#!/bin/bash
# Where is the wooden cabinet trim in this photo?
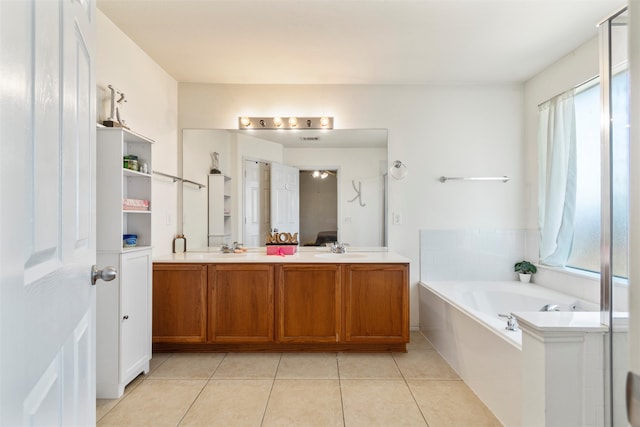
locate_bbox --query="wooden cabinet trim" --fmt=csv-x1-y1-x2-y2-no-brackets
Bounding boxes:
275,264,341,343
208,264,274,343
152,263,207,343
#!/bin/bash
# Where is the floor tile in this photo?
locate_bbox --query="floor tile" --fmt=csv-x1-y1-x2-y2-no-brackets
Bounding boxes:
393,349,459,379
149,353,172,374
97,379,206,426
337,353,402,379
262,379,343,427
212,353,281,379
276,353,339,379
341,379,427,426
408,379,502,427
148,353,225,379
407,331,434,351
179,379,272,426
96,399,118,423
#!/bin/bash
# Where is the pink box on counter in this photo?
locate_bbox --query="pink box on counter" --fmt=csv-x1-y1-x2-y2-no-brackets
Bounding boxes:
266,245,297,256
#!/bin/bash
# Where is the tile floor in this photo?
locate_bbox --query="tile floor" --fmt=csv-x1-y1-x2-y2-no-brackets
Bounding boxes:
97,331,502,426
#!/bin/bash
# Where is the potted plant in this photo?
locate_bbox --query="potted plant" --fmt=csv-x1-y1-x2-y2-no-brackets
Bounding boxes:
514,260,537,283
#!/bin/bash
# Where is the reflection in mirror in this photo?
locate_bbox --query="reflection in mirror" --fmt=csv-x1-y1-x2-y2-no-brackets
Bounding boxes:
182,128,388,249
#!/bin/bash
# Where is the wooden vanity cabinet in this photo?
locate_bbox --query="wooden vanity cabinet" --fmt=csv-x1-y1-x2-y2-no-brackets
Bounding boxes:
152,264,207,343
343,264,409,343
208,264,274,343
152,261,409,352
276,264,341,343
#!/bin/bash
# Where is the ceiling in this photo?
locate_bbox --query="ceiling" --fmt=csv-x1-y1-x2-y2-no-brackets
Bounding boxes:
97,0,625,85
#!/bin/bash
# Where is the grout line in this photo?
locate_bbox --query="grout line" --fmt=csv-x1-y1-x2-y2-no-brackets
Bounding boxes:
175,379,209,426
208,352,227,380
259,353,282,427
336,352,347,427
392,348,431,426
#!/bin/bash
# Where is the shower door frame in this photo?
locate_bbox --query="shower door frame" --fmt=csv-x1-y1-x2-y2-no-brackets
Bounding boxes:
598,6,628,427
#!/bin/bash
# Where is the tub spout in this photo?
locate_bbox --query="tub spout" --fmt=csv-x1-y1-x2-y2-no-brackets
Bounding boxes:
498,313,519,331
539,304,560,312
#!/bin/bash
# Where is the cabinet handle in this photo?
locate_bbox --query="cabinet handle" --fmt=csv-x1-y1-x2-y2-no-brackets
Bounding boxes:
123,315,129,320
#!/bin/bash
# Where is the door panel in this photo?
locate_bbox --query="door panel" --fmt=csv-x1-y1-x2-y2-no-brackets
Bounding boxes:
270,162,299,235
276,265,340,343
0,0,96,424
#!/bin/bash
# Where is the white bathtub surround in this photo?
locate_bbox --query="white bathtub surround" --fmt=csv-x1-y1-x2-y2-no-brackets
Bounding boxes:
514,312,607,427
419,280,600,427
420,229,528,281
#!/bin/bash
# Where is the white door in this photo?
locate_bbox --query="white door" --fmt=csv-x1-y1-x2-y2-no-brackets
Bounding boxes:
0,0,97,424
243,160,270,246
270,162,300,237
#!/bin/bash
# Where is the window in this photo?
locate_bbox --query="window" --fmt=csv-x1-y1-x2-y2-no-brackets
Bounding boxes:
564,71,629,278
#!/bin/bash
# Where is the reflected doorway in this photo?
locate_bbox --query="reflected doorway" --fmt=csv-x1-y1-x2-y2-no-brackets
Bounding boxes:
299,169,338,246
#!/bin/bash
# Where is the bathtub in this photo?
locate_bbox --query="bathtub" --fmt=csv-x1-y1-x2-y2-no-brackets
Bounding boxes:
419,280,597,427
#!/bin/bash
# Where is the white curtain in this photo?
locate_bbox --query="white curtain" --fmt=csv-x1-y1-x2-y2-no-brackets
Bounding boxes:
538,90,577,266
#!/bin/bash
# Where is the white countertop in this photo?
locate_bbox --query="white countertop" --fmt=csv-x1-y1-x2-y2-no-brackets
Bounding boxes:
512,311,609,333
153,247,410,264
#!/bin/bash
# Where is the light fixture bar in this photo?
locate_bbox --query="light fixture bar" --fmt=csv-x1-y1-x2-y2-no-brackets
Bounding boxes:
238,116,333,130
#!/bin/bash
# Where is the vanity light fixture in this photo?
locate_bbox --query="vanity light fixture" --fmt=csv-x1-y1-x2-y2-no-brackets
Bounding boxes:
390,160,408,180
238,116,333,130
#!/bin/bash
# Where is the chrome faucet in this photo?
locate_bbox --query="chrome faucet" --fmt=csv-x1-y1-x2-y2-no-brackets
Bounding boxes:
220,242,244,253
330,242,347,254
498,314,519,331
539,304,560,312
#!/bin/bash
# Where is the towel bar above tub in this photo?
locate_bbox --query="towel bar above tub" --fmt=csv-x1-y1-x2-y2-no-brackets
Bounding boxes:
439,176,510,183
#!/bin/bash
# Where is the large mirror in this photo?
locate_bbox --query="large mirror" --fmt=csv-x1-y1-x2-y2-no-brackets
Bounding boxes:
182,128,388,249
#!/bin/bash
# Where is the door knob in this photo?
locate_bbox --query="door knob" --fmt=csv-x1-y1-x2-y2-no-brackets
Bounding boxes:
91,265,117,285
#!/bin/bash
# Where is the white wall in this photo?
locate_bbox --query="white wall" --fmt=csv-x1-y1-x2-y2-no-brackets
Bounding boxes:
96,10,179,256
178,83,525,327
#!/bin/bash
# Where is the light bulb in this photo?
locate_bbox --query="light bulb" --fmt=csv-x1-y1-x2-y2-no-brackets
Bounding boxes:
240,117,251,127
312,170,321,178
273,117,282,127
320,117,330,127
288,117,298,127
320,171,328,179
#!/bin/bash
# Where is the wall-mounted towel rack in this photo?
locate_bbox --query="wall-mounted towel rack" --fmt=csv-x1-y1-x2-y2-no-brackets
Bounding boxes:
153,171,206,189
439,176,510,183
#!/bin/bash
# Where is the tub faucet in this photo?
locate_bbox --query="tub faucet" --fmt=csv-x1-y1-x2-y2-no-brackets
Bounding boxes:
498,314,519,331
539,304,560,312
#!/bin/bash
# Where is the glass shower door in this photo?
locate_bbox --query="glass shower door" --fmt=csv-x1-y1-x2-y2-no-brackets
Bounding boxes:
600,8,629,426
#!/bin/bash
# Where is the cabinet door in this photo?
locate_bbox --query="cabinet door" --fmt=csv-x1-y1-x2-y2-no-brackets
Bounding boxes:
208,264,274,342
152,263,207,343
343,264,409,343
276,264,340,343
120,250,152,382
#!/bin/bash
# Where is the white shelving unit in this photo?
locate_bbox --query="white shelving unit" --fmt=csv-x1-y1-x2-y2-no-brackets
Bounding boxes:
96,127,153,398
208,174,232,246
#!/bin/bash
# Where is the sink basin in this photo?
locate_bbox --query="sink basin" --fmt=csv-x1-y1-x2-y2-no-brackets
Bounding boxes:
186,252,251,260
314,253,368,259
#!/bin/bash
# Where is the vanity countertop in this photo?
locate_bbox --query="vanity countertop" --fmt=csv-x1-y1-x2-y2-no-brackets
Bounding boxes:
153,247,410,264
